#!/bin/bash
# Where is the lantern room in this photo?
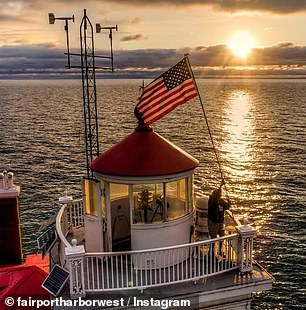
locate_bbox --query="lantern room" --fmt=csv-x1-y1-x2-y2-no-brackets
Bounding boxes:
84,125,198,254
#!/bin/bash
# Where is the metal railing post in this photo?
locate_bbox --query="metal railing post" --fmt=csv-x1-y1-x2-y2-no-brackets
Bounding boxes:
65,239,86,298
236,218,256,273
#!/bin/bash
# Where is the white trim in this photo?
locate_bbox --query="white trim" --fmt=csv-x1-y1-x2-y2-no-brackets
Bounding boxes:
93,170,194,184
129,184,134,228
105,182,112,251
131,210,193,229
87,233,238,256
56,205,72,248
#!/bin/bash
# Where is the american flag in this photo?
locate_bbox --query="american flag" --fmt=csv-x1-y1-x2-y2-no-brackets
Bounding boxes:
135,57,197,125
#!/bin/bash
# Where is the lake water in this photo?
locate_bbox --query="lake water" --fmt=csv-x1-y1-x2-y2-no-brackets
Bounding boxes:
0,79,305,309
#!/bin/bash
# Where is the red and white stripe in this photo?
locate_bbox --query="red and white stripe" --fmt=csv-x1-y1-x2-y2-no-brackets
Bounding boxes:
137,77,197,125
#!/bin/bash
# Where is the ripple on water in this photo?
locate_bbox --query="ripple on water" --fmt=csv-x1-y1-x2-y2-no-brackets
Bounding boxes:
0,79,305,309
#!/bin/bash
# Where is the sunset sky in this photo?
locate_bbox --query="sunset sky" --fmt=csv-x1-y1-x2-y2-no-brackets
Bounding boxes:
1,0,306,78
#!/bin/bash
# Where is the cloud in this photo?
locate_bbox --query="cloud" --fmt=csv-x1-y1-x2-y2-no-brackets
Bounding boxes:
1,42,306,78
250,44,306,66
0,0,305,17
103,0,306,14
111,45,241,69
98,17,141,27
120,34,147,42
208,0,306,14
276,42,295,48
0,45,66,74
131,17,141,24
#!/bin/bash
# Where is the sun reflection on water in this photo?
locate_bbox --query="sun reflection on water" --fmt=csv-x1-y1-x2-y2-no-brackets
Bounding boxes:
222,90,255,182
221,90,279,231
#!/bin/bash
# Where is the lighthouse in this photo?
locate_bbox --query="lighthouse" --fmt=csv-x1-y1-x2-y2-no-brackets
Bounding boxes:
82,125,198,261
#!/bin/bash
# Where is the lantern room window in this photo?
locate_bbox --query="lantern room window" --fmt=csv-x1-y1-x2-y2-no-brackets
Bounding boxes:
83,178,99,217
133,183,164,224
109,183,130,248
110,183,129,201
83,179,106,218
132,176,193,224
166,179,186,220
109,183,129,220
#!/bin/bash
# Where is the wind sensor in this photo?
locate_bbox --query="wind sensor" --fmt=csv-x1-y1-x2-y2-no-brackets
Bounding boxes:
96,24,118,70
49,9,118,178
48,13,75,68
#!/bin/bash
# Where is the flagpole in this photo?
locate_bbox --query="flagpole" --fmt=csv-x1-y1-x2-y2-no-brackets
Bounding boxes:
184,54,231,203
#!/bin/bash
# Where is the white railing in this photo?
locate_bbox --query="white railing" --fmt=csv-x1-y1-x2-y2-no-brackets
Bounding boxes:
55,198,257,298
56,199,85,267
83,234,238,292
66,199,85,229
56,199,85,245
56,205,72,249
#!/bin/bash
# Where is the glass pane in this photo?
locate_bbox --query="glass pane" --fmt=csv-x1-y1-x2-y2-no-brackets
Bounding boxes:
133,183,163,224
166,179,186,220
110,183,129,201
100,180,106,218
83,179,98,217
187,175,194,213
109,183,130,248
179,179,186,200
109,183,129,221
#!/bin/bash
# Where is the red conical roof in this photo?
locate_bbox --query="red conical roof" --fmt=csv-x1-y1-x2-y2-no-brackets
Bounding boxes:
91,125,198,177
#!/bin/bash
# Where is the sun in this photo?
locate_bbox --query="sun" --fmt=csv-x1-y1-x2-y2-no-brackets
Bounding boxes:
228,32,256,58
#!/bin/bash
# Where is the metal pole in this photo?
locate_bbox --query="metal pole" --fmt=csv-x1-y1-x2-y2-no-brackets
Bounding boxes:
80,10,90,178
185,54,231,203
109,29,114,71
65,19,71,68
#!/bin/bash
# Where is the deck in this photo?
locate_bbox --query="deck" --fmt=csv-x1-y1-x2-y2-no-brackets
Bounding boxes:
52,198,273,309
55,262,272,310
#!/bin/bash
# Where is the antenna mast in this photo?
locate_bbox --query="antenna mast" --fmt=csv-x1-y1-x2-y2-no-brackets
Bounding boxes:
80,9,99,178
49,9,118,178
